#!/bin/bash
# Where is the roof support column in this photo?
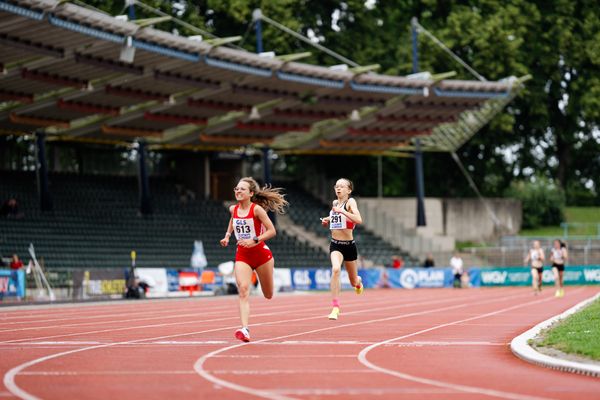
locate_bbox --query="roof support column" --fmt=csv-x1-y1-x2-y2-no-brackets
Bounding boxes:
137,140,152,215
411,17,419,73
262,145,276,224
204,155,210,200
415,138,426,227
35,131,52,212
127,0,136,21
253,9,263,53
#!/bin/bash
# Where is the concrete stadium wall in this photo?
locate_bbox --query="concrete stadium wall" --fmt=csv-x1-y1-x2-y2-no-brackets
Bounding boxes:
361,197,521,241
444,198,522,241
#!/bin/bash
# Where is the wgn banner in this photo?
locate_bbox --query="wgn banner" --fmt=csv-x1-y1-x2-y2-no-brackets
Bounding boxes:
477,265,600,287
0,270,25,298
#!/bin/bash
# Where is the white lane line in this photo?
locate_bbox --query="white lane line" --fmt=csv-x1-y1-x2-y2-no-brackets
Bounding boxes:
2,290,486,400
211,369,375,375
270,388,459,395
19,369,375,377
0,308,231,331
3,290,503,400
2,341,104,345
357,288,587,400
0,289,471,344
0,297,318,333
213,355,357,358
0,339,508,347
0,304,233,327
193,290,532,400
20,371,195,376
393,341,507,347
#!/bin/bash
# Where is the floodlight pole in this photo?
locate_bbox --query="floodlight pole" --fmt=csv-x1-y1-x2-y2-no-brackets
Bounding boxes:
253,9,264,53
127,0,136,21
137,140,153,215
411,17,419,73
415,139,426,227
35,131,53,212
254,9,275,223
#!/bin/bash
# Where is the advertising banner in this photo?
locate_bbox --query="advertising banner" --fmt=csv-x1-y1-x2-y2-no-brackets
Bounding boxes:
291,268,352,290
387,267,451,289
136,268,169,295
478,265,600,286
73,269,125,298
0,270,25,298
273,268,292,292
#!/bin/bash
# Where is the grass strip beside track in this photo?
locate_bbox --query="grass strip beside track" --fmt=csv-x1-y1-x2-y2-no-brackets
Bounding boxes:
534,297,600,360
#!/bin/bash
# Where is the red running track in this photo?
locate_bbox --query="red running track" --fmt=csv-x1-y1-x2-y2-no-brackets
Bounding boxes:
1,287,599,400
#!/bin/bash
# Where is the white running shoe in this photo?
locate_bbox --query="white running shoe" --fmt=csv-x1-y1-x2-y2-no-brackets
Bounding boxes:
234,327,250,342
328,307,340,320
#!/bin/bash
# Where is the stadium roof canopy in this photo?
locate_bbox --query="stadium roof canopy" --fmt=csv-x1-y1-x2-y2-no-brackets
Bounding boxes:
0,0,527,156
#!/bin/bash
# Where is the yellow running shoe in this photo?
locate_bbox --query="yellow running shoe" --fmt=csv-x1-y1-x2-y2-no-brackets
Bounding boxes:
355,276,364,295
559,288,565,297
328,306,340,320
555,289,561,298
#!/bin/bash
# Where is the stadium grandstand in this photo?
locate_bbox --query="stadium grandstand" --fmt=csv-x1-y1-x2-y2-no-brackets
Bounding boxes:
0,0,526,298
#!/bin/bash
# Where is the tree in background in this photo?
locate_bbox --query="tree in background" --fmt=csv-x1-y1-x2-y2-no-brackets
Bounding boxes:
84,1,600,203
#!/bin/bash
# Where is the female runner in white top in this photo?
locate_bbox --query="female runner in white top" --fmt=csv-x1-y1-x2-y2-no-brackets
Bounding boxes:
320,178,364,320
550,239,568,297
524,240,545,294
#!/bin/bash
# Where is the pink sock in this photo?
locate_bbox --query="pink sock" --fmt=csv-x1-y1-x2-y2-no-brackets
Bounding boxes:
332,299,339,307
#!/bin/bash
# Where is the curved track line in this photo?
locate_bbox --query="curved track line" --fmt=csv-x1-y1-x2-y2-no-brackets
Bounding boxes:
3,290,488,400
193,290,531,399
356,289,586,400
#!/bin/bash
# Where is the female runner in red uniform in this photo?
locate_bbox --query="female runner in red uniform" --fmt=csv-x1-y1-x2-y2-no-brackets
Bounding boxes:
220,177,288,342
320,178,364,320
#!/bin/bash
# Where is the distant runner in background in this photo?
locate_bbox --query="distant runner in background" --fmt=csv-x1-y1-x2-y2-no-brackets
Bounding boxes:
550,239,568,298
525,240,545,295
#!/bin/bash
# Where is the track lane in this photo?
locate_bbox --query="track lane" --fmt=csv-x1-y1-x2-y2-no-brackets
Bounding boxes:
1,288,598,400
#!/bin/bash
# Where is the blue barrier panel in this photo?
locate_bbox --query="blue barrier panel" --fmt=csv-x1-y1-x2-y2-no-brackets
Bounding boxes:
0,269,25,298
289,267,474,290
358,268,383,288
291,268,354,290
166,269,180,292
387,267,451,289
468,268,482,287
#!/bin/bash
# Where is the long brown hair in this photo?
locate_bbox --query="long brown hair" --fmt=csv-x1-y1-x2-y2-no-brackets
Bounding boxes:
240,177,288,214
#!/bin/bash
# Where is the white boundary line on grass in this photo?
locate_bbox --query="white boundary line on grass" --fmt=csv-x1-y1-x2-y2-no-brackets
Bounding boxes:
510,291,600,377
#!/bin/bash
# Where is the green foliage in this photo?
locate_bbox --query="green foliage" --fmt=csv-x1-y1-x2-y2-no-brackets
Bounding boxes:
566,182,599,206
564,207,600,223
505,177,565,228
81,1,600,203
